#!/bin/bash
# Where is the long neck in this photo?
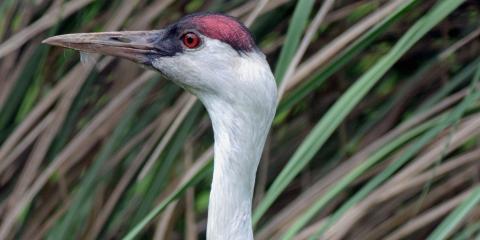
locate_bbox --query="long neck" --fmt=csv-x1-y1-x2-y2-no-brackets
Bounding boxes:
203,97,275,240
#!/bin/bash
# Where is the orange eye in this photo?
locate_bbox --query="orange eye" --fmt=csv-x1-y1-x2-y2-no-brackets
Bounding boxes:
182,32,201,49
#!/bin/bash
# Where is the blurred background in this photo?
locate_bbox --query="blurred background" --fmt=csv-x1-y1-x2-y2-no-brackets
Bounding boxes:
1,0,480,239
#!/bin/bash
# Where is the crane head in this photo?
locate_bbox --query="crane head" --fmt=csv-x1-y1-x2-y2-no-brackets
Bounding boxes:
43,13,277,106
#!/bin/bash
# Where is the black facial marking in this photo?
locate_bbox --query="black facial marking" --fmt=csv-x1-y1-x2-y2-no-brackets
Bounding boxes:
151,28,183,57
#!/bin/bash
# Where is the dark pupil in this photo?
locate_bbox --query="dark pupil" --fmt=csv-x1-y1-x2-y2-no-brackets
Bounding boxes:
187,36,193,44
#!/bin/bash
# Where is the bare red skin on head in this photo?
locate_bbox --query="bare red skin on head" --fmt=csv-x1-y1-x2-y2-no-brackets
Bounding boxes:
190,14,255,51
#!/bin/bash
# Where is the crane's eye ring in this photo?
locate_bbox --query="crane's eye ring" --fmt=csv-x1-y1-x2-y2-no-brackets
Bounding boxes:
182,32,201,49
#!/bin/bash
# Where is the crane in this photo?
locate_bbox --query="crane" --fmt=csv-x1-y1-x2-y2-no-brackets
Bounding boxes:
43,13,277,240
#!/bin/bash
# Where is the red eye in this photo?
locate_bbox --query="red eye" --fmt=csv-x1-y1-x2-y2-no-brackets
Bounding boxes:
182,32,201,49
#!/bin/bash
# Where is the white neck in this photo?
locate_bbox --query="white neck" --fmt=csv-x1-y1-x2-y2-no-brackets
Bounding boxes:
203,96,274,240
169,48,277,239
190,53,275,239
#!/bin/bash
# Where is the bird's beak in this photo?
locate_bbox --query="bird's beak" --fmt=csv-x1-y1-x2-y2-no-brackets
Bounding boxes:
42,30,163,65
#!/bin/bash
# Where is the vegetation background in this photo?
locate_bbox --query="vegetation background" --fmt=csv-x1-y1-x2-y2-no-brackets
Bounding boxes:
1,0,480,239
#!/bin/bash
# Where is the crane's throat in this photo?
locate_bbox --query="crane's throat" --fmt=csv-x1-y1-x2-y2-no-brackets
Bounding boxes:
203,96,275,240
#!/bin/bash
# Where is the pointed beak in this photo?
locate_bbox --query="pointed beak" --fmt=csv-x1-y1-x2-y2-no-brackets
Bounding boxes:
42,30,163,65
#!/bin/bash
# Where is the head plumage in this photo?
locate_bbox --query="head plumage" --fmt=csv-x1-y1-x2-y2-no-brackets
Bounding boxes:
175,13,256,52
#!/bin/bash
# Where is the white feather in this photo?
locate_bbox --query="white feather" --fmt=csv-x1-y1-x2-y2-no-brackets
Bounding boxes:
79,51,97,68
153,37,277,240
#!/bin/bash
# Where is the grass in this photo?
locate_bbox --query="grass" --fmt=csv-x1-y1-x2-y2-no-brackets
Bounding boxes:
1,0,480,239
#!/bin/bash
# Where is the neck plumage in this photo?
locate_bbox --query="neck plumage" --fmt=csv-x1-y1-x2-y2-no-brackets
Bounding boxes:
202,94,275,240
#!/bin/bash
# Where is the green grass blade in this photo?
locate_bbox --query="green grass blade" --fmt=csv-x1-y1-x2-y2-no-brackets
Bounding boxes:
127,102,202,230
123,156,213,240
0,0,16,39
451,221,480,240
306,60,480,239
274,0,314,84
253,0,466,227
47,70,99,160
416,57,480,113
48,79,158,239
279,114,439,239
427,186,480,240
0,46,47,141
276,0,416,115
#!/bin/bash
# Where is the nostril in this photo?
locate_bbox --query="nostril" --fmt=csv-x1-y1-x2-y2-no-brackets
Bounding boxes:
109,36,131,43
